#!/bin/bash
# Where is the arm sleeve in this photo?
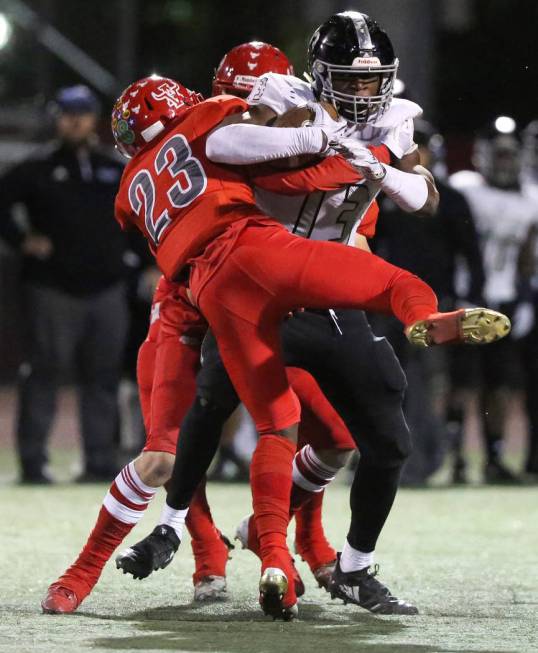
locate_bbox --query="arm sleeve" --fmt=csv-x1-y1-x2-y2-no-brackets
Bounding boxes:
252,145,390,195
205,123,326,164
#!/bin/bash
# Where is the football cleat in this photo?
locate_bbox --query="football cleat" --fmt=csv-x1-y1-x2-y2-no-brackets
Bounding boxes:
406,308,511,348
41,584,80,614
329,557,418,615
259,568,298,621
193,575,228,602
234,515,253,552
235,515,305,597
115,525,179,580
312,560,337,591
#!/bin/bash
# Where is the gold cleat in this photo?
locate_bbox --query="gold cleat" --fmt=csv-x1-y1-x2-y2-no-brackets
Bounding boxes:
259,567,298,621
406,308,511,348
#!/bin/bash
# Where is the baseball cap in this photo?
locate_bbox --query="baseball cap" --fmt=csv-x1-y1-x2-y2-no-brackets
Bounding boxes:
54,85,101,114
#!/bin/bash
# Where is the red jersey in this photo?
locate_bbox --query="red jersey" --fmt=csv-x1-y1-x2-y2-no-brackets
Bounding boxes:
115,96,259,279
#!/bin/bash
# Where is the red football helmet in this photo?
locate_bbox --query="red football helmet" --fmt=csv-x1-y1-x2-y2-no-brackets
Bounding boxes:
212,41,294,97
111,75,203,158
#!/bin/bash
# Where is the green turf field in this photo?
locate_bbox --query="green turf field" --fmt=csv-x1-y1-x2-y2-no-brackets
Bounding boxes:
1,461,537,653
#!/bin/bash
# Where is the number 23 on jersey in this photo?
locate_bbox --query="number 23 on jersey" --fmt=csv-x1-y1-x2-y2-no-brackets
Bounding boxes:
128,134,207,245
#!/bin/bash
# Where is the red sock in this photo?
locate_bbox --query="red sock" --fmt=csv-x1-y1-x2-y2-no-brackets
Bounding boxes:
186,478,230,584
390,271,438,325
363,270,438,326
51,462,157,602
250,435,295,570
294,490,336,570
56,506,134,601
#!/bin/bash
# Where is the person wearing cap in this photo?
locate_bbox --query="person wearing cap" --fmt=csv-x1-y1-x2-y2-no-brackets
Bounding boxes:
0,84,129,483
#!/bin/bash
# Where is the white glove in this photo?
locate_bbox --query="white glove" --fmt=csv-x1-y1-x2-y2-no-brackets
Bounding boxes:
329,138,386,181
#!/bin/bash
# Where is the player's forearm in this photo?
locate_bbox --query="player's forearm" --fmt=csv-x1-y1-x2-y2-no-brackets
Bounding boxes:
206,123,327,165
377,165,436,214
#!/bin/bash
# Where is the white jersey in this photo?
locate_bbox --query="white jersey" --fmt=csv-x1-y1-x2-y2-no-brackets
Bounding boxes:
248,73,422,244
458,183,538,304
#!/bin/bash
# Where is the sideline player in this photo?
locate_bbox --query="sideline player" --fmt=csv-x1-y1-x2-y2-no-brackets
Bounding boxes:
40,42,298,614
107,55,509,624
452,119,537,482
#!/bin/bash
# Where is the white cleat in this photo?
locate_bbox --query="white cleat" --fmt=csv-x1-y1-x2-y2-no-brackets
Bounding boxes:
234,515,251,550
193,575,228,602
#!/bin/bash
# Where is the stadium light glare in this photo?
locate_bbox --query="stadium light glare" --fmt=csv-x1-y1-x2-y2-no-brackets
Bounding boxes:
0,13,12,50
495,116,516,134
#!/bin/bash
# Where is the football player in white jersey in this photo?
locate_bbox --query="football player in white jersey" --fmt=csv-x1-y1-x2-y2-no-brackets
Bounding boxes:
453,119,538,482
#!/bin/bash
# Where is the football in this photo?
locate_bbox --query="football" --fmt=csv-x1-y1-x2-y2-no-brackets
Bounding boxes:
269,101,338,169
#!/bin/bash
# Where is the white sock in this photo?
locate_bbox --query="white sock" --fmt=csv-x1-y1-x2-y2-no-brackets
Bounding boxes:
159,502,189,539
340,539,374,572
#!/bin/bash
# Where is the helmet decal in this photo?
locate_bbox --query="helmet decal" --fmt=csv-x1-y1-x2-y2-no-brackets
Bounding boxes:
111,76,203,158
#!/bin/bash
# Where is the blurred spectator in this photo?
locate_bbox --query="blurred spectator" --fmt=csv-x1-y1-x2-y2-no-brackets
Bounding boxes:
0,85,129,483
516,121,538,479
450,119,538,483
370,119,485,485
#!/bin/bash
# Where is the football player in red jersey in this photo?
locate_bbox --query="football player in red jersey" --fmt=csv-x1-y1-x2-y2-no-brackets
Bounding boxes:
103,75,510,620
40,43,354,613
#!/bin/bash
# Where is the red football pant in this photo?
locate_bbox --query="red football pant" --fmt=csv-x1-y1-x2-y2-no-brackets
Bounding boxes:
191,219,437,432
137,279,228,583
139,279,206,455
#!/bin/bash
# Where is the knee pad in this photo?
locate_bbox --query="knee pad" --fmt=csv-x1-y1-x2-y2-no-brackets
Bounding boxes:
359,417,412,469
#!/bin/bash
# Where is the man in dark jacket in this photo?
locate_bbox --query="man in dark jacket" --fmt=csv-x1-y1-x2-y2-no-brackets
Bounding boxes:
0,85,129,483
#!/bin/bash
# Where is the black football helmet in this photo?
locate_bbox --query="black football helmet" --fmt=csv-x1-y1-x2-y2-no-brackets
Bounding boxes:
473,117,521,189
307,10,398,124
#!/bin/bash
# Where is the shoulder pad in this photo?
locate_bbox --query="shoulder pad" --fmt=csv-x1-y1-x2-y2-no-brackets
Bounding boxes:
247,73,315,115
374,99,423,128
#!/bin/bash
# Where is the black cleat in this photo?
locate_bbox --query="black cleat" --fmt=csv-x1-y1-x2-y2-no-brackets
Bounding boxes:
115,525,180,579
329,555,418,615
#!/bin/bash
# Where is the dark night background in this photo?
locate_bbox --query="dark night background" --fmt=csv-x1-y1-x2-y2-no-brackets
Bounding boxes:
1,0,537,154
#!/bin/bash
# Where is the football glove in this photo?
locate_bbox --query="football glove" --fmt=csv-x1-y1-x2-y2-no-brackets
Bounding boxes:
330,138,386,181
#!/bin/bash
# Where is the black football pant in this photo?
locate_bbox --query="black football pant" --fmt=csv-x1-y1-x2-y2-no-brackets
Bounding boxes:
16,282,128,478
168,309,410,553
